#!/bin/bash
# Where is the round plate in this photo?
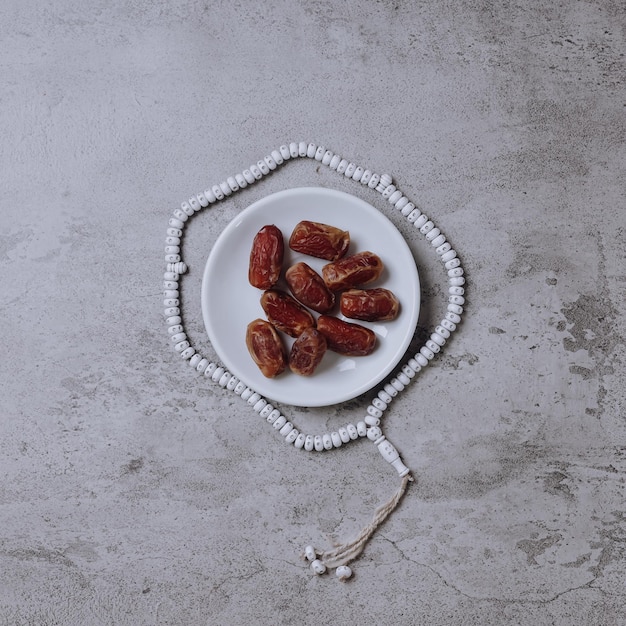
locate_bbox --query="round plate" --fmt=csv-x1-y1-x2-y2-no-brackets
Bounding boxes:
201,187,420,407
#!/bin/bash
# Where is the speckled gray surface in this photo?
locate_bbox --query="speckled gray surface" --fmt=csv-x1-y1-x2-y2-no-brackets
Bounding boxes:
2,1,626,624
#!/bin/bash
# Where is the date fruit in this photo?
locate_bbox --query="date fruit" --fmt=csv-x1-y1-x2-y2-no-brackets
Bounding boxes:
260,289,315,338
340,288,400,322
322,251,384,292
316,315,376,356
285,262,335,313
288,220,350,261
248,224,284,290
246,318,287,378
289,327,327,376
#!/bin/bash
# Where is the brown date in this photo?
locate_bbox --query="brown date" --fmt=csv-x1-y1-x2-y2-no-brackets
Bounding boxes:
322,251,384,292
285,262,335,313
289,327,327,376
316,315,376,356
246,319,287,378
260,289,315,338
340,288,400,322
248,224,284,290
288,220,350,261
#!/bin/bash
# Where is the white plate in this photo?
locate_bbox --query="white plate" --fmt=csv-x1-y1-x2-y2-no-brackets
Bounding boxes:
201,187,420,407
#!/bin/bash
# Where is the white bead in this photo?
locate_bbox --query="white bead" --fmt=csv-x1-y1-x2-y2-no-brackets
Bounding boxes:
218,372,231,387
311,560,326,575
431,332,446,346
331,432,342,448
449,285,464,295
260,403,273,418
449,276,466,286
305,435,315,451
168,324,183,335
170,332,186,343
367,426,383,441
395,196,409,210
218,181,231,196
390,378,404,392
280,145,291,160
172,262,187,274
420,220,435,234
168,218,184,230
180,347,195,360
347,424,358,440
167,227,182,237
203,188,217,203
164,307,180,317
314,435,324,451
164,271,178,280
188,197,201,213
212,367,225,383
407,358,421,372
163,281,178,291
336,565,352,581
279,421,293,436
397,372,410,386
420,346,435,360
164,297,179,307
174,340,189,352
382,184,396,199
448,303,464,315
314,146,325,161
234,381,246,394
414,214,428,228
166,315,181,325
426,340,440,353
380,173,393,187
449,295,465,306
264,155,277,171
384,383,399,397
368,173,380,188
294,433,306,448
165,254,180,263
247,392,262,406
197,358,209,373
240,386,253,400
357,421,367,437
378,389,392,404
305,545,316,561
267,409,281,424
372,397,387,411
173,208,188,222
426,227,441,242
445,258,461,270
416,353,429,367
164,245,180,255
322,150,333,165
289,142,299,157
323,434,333,450
329,155,341,170
257,160,270,175
364,415,380,427
243,169,255,184
352,166,364,181
388,190,403,204
436,242,452,255
212,184,224,200
401,364,415,378
360,170,372,184
344,162,356,178
431,234,446,247
339,428,350,443
273,415,287,430
235,173,247,189
165,236,180,246
406,209,421,223
285,428,299,444
271,149,283,165
306,143,316,158
298,142,307,157
337,159,348,174
250,164,262,179
196,192,209,207
367,406,383,419
448,267,464,278
226,176,238,192
253,398,267,412
435,325,451,338
441,249,457,262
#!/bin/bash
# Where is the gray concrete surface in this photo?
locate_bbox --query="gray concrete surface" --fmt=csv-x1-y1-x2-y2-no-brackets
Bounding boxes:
2,1,625,624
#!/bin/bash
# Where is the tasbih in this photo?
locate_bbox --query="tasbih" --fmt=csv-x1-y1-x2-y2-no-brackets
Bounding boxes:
163,142,465,581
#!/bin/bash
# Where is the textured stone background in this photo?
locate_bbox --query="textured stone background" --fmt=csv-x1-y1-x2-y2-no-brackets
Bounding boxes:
2,1,625,624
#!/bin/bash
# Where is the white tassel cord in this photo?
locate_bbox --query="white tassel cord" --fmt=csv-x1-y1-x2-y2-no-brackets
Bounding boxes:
317,473,413,569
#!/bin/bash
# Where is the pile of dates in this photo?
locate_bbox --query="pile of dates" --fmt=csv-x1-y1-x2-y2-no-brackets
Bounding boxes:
246,220,400,378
